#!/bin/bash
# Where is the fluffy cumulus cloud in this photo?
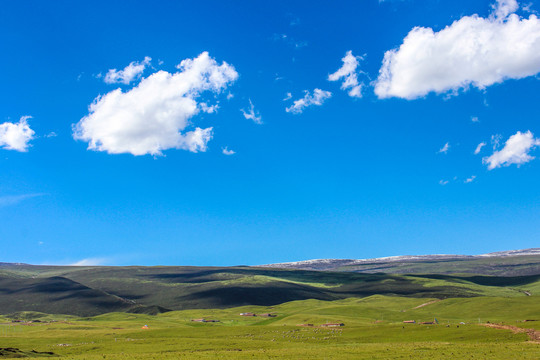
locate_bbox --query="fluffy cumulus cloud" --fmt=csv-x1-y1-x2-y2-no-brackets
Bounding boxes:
241,99,262,124
74,52,238,156
374,0,540,99
328,51,364,97
0,116,35,152
285,89,332,114
483,130,540,169
104,56,152,84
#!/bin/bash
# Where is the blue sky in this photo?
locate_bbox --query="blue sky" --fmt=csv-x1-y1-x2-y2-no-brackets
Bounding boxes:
1,0,540,266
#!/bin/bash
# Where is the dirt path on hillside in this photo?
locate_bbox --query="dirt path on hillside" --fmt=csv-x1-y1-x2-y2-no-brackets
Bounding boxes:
481,323,540,343
411,299,441,310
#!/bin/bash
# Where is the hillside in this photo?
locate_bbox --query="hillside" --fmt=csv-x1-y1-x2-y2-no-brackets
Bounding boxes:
0,275,134,316
1,260,539,317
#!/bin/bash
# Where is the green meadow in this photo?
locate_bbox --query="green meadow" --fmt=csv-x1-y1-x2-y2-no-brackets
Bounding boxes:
1,262,539,358
1,295,539,359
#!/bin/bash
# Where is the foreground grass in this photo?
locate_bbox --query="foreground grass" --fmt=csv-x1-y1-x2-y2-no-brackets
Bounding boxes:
1,295,538,359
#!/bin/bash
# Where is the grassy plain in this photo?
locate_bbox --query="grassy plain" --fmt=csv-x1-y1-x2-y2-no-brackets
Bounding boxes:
1,295,538,359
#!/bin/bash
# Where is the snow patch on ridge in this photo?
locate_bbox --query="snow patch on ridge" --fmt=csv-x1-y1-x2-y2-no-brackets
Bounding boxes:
260,248,540,269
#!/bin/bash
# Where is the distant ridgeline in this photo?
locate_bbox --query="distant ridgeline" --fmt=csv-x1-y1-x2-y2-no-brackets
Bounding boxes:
0,248,539,317
261,248,540,274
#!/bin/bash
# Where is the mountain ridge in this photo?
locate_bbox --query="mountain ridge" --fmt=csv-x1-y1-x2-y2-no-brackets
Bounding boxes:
259,248,540,272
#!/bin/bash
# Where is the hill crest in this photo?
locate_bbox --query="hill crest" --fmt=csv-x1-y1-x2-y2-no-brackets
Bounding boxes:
260,248,540,271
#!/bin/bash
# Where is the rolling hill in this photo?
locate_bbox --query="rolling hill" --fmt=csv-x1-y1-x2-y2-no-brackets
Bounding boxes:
1,249,539,317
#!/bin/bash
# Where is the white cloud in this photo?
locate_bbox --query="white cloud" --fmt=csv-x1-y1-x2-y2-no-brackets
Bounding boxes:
474,142,487,154
439,179,449,185
483,130,540,169
464,175,477,183
492,0,519,19
438,142,450,153
328,51,364,98
286,89,332,114
181,127,214,153
283,92,292,101
374,0,540,99
471,116,480,123
241,99,262,124
104,56,152,85
200,102,219,114
222,147,235,155
0,116,35,152
74,52,238,156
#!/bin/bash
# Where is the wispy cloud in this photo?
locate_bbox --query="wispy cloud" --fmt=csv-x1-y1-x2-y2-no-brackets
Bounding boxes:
0,193,46,208
271,33,307,49
44,131,57,138
222,147,235,155
70,257,110,266
474,142,486,155
491,134,503,150
285,89,332,114
438,142,450,154
328,50,365,98
104,56,152,85
464,175,477,183
241,99,262,124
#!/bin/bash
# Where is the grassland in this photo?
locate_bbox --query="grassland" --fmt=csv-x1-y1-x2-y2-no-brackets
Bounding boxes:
1,295,539,359
1,261,539,358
